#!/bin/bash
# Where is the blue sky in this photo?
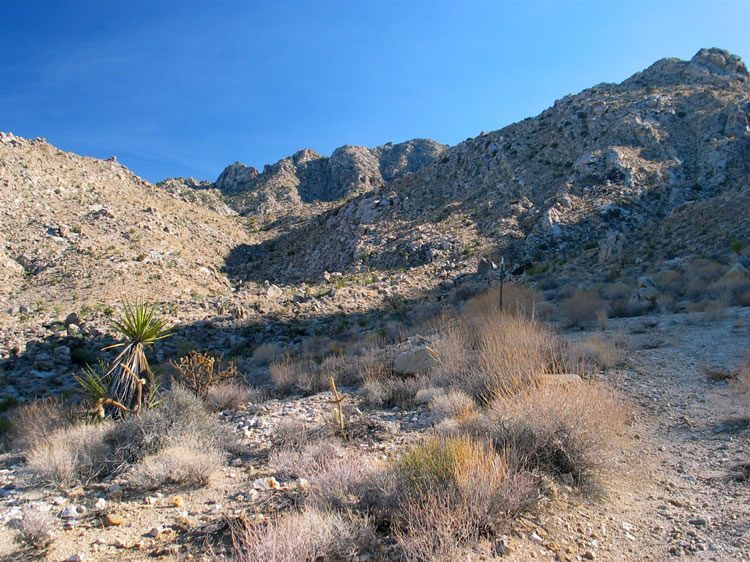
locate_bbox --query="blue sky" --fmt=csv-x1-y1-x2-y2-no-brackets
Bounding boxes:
2,1,749,183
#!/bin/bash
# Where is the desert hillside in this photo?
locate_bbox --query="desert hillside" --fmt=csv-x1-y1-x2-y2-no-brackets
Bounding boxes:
0,48,748,561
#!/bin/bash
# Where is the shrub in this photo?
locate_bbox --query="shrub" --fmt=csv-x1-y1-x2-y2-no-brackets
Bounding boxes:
102,300,173,418
205,382,259,412
391,436,536,561
233,507,372,562
558,290,605,328
10,505,55,550
428,390,476,422
24,422,113,487
170,351,240,397
128,443,222,489
486,381,628,491
8,397,78,451
431,311,569,403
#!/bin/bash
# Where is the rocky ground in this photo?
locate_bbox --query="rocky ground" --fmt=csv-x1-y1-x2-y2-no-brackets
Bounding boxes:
0,306,747,561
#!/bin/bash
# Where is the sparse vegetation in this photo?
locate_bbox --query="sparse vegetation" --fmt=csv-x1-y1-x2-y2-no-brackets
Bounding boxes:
170,350,241,397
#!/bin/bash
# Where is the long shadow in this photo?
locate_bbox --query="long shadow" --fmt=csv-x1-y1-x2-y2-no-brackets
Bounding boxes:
0,271,490,404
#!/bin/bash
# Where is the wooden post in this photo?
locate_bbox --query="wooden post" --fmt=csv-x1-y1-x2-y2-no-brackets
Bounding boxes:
499,257,505,311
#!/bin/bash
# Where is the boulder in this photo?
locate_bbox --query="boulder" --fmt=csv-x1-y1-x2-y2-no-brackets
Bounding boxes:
477,257,496,276
394,346,439,375
266,284,283,299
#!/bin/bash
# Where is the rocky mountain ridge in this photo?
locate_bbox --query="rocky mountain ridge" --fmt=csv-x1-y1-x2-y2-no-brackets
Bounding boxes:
211,138,447,215
228,47,750,282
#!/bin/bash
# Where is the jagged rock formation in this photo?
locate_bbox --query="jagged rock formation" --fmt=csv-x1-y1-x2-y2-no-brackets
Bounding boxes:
231,48,750,281
213,138,447,215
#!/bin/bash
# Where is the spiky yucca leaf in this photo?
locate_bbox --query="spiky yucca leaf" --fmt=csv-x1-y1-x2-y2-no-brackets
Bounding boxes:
103,301,173,418
74,361,111,403
108,300,173,347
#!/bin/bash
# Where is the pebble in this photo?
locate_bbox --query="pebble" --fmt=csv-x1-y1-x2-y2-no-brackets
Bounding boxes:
103,513,125,527
94,498,106,510
60,505,79,519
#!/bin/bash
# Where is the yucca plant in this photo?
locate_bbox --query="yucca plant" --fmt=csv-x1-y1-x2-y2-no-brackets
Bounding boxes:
99,300,173,418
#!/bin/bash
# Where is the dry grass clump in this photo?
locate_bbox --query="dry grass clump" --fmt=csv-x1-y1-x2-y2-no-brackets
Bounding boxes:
270,354,362,396
391,435,536,561
567,334,625,370
10,505,55,550
558,290,606,328
24,422,113,487
233,507,373,562
204,382,260,412
8,397,79,451
128,443,222,489
432,310,569,403
252,342,285,365
462,283,542,319
170,351,241,397
108,386,236,464
428,390,476,422
486,382,629,491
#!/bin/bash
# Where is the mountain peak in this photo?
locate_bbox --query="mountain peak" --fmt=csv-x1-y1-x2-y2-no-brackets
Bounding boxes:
622,47,748,90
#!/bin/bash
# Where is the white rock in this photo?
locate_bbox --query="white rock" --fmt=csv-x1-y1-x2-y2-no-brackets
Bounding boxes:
393,347,439,375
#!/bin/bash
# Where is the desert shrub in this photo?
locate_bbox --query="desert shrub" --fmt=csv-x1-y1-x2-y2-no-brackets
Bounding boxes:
170,351,240,397
252,343,285,365
359,374,432,408
8,397,79,451
233,507,372,562
391,436,536,561
271,418,314,450
486,382,628,491
10,504,55,550
428,390,476,422
558,290,606,328
567,334,625,370
270,441,341,481
24,422,113,487
106,386,236,467
205,382,260,412
128,443,222,489
462,283,541,319
431,311,569,403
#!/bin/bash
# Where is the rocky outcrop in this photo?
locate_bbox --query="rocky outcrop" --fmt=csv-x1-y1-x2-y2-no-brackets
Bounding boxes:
213,138,447,215
230,48,750,282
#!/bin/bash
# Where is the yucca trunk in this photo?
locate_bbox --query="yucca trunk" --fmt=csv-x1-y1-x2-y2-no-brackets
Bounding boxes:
104,343,154,418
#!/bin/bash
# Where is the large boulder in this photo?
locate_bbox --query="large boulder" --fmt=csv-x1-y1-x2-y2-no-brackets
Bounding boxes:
393,346,439,375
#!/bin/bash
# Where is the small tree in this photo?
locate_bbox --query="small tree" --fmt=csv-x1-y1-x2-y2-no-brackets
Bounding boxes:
98,301,173,418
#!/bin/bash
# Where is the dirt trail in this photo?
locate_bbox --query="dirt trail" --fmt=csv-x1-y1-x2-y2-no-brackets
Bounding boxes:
511,308,750,561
